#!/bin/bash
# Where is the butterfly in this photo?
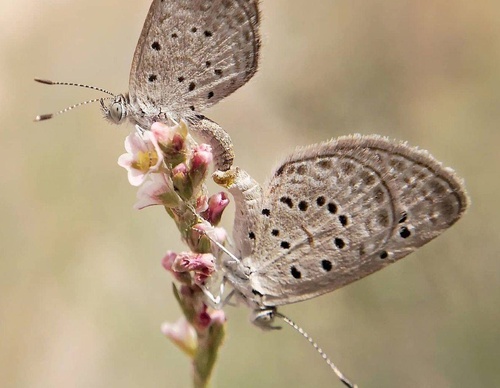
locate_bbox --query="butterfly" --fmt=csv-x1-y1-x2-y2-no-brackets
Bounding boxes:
211,135,468,327
36,0,261,171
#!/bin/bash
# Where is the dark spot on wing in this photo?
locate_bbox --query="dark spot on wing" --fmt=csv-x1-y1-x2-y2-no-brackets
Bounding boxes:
297,165,307,175
291,266,301,279
318,159,332,169
399,227,411,238
280,196,293,208
321,260,333,272
334,238,345,249
298,201,308,211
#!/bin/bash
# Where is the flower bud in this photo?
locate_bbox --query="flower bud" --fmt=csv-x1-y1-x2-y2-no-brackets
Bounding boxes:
161,317,197,357
201,192,229,226
172,163,193,200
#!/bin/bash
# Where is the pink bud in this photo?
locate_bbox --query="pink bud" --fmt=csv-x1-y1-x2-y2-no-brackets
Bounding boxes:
173,252,215,271
196,195,209,213
191,144,213,170
172,163,188,176
191,223,227,247
201,192,230,225
195,305,226,330
209,309,226,326
211,227,227,244
151,122,176,144
171,133,185,153
198,315,211,328
172,163,192,199
172,252,215,286
162,251,177,272
161,317,197,357
162,251,191,284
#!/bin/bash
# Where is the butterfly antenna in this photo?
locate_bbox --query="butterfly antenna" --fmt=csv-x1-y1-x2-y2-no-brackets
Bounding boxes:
34,97,113,122
34,78,115,96
275,312,357,388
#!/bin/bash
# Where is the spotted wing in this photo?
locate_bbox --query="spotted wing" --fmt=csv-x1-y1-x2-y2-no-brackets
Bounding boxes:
243,135,469,306
128,0,260,120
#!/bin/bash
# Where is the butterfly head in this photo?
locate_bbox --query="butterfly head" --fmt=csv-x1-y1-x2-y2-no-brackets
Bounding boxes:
250,307,281,330
101,94,129,124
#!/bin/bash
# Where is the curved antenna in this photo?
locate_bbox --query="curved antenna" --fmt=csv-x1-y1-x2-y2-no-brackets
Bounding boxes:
34,97,113,121
34,78,115,96
275,312,358,388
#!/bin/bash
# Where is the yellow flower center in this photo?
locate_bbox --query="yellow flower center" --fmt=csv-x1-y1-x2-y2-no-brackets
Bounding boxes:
133,150,158,172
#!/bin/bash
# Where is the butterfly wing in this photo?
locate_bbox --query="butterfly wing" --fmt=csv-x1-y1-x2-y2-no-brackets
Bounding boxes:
242,135,469,306
128,0,260,120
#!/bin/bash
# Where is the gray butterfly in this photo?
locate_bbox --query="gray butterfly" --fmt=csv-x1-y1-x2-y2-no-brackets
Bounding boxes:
36,0,261,170
213,135,469,327
104,0,260,127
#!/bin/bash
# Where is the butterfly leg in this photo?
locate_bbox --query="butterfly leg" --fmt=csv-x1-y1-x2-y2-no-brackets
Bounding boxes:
187,115,234,171
201,278,237,310
201,283,224,308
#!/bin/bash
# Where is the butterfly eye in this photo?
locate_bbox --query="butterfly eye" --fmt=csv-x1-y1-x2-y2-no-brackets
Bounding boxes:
109,101,124,123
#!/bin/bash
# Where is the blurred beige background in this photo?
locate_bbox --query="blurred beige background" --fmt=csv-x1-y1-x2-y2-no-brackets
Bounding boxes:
1,0,499,387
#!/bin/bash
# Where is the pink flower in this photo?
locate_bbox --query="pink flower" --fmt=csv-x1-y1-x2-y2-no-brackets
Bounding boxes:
171,163,192,199
196,195,209,214
192,222,227,246
150,121,187,165
134,173,180,210
201,192,230,225
187,222,228,255
209,309,226,326
118,131,163,186
162,251,191,284
172,163,188,176
171,133,185,153
197,305,212,328
172,252,216,286
211,227,227,245
161,317,197,357
196,305,226,330
189,144,213,189
191,144,213,171
150,121,186,145
162,251,177,272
